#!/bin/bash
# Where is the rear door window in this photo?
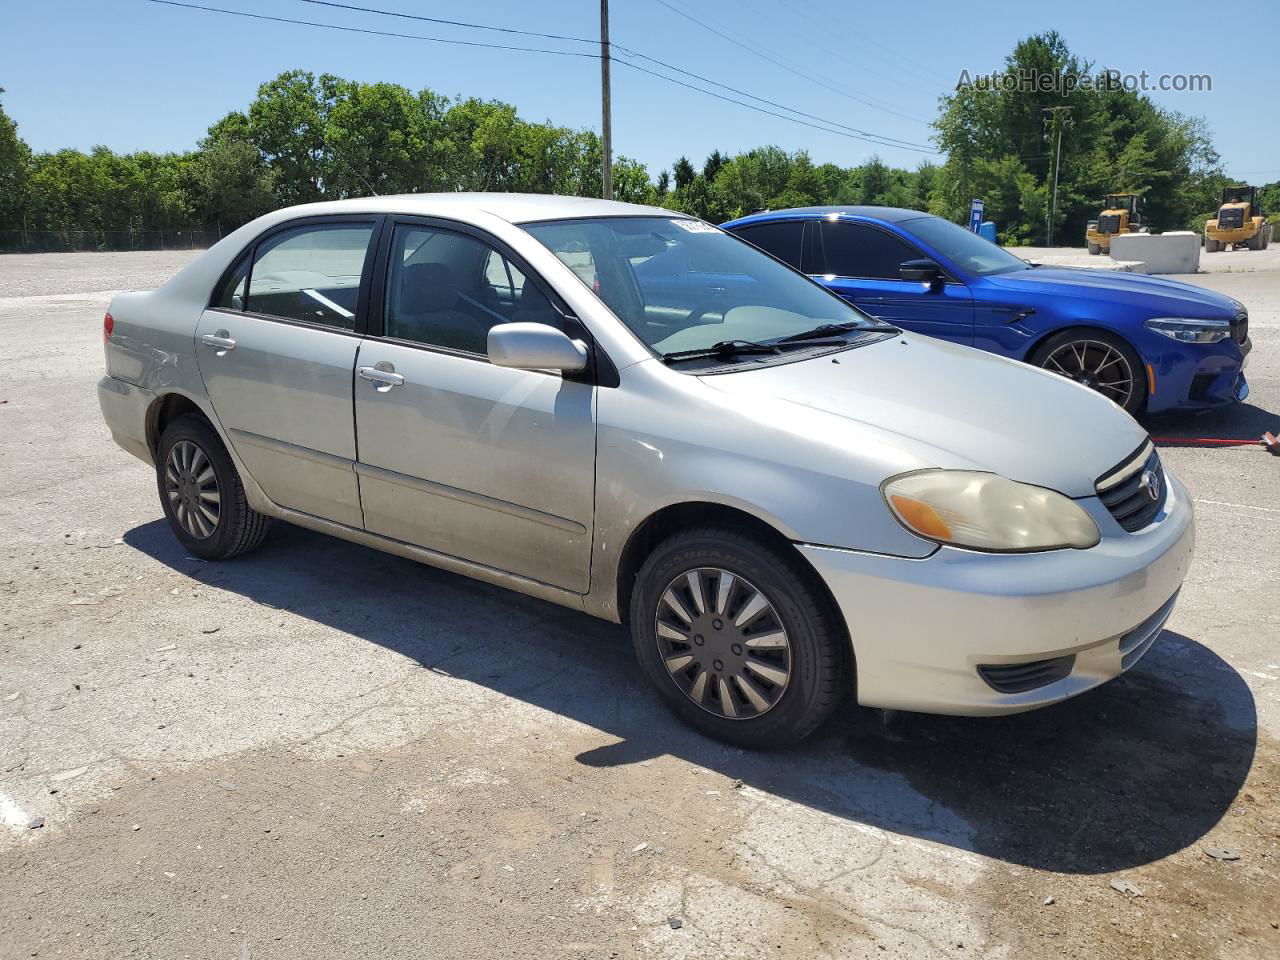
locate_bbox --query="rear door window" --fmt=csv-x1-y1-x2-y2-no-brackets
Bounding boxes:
732,220,804,269
812,221,921,280
245,223,376,329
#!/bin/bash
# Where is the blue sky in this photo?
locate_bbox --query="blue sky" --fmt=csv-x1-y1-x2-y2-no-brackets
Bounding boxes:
6,0,1279,182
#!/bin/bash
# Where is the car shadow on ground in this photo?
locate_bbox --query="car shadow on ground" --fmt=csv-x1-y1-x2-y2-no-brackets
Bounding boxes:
125,518,1257,875
1143,398,1279,443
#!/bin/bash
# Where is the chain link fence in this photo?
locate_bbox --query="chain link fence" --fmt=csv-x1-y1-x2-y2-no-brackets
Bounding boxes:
0,228,222,254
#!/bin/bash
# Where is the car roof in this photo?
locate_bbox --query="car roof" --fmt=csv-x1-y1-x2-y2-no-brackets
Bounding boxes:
253,192,681,225
722,206,931,228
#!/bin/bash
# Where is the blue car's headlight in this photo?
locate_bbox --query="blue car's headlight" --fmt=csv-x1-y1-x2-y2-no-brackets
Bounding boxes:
1144,317,1231,343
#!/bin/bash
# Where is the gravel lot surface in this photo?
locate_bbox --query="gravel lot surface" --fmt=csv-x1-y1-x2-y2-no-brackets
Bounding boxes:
1,250,1277,959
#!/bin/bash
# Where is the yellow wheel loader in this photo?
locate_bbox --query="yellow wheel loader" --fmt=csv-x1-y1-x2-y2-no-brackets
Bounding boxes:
1205,186,1271,252
1085,194,1146,255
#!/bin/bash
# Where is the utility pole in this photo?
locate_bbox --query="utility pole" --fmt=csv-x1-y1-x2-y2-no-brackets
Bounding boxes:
1042,106,1071,245
600,0,613,200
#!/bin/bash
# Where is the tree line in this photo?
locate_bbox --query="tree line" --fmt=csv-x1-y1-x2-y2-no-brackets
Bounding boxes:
0,32,1272,252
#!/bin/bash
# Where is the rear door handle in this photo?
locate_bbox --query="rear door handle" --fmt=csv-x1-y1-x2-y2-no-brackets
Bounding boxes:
199,331,236,354
358,364,405,392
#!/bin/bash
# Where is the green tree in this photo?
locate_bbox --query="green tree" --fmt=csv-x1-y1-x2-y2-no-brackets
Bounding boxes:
672,155,696,191
0,88,32,240
702,149,726,182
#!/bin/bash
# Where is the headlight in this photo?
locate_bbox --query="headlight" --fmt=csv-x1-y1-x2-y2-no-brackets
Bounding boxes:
883,470,1100,552
1144,317,1231,343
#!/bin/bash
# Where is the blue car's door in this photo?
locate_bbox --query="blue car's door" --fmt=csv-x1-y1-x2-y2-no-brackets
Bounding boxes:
805,219,974,345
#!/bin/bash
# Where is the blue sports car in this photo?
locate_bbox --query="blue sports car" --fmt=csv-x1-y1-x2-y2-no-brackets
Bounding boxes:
720,207,1250,415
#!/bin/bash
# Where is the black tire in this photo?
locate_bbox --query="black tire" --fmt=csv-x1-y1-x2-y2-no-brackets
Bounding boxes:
1030,328,1146,416
1087,242,1101,255
629,527,848,748
1204,236,1220,253
155,413,270,560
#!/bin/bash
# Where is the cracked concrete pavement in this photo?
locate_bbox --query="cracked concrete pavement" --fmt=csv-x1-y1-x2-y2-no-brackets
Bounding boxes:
1,250,1278,958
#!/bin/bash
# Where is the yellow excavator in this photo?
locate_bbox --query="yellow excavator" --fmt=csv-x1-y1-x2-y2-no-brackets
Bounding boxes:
1205,186,1271,252
1085,193,1146,255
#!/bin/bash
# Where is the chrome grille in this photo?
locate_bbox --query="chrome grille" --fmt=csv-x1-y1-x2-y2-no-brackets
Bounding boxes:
1096,441,1166,532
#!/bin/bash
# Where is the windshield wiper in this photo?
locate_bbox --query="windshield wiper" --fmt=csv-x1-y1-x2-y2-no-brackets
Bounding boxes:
775,321,871,343
662,339,781,363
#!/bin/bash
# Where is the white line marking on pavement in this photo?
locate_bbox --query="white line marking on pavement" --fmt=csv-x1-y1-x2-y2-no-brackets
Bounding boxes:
1195,498,1280,515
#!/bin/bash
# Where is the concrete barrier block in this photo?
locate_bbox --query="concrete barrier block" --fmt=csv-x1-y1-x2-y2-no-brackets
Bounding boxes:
1109,231,1201,275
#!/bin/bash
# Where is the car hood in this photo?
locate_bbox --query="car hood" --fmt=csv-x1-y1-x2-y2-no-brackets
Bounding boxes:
985,266,1238,317
699,334,1147,498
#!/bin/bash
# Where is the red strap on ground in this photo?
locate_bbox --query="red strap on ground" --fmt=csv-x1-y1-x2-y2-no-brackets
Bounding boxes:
1151,437,1261,446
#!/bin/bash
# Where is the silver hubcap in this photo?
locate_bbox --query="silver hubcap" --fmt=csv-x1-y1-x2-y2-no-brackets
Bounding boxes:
655,567,791,720
164,440,221,539
1042,339,1136,408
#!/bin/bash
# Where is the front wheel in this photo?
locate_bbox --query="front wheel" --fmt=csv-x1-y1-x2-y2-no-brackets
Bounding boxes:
629,527,848,748
1031,330,1146,415
156,414,270,560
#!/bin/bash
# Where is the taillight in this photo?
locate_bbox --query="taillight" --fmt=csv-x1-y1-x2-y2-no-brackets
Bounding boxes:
103,312,114,343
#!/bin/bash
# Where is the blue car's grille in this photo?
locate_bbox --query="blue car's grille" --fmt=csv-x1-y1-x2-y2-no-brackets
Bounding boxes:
1096,442,1166,532
1231,306,1249,344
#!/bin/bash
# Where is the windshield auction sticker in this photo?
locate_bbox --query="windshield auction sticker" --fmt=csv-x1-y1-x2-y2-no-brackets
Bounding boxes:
672,219,719,233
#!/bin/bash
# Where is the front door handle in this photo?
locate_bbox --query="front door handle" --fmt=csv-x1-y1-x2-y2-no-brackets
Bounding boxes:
199,331,236,355
358,363,405,392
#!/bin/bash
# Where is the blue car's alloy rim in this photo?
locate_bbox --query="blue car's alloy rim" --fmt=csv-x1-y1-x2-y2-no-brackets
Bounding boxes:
1042,339,1137,408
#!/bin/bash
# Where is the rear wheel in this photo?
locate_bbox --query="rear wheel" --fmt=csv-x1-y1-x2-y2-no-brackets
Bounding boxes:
629,527,847,748
156,414,270,560
1031,330,1145,415
1087,242,1101,255
1204,236,1220,253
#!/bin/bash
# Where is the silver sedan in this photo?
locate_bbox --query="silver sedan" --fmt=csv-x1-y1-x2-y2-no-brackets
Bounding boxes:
97,194,1193,747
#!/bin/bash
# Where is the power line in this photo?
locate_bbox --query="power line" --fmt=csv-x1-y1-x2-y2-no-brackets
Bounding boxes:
293,0,598,46
616,60,937,154
141,0,939,155
141,0,601,58
280,0,934,150
609,48,933,150
733,0,940,116
648,0,928,126
780,0,955,87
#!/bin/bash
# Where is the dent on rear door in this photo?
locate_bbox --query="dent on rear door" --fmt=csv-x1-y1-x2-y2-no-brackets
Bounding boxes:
194,308,364,526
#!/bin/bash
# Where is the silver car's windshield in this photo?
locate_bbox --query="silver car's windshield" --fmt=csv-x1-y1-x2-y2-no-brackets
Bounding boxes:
522,217,888,359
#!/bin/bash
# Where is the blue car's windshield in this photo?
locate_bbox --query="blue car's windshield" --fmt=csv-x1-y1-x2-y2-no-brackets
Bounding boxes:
904,216,1031,277
522,216,887,358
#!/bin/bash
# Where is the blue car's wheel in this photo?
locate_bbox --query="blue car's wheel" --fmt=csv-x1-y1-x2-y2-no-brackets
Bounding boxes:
1031,330,1145,415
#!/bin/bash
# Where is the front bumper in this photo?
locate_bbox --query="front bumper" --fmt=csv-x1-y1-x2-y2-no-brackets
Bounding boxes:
1145,335,1250,412
800,472,1195,715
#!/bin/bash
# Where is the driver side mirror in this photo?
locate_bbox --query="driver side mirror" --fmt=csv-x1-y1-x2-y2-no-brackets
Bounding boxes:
488,322,589,373
900,258,944,288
